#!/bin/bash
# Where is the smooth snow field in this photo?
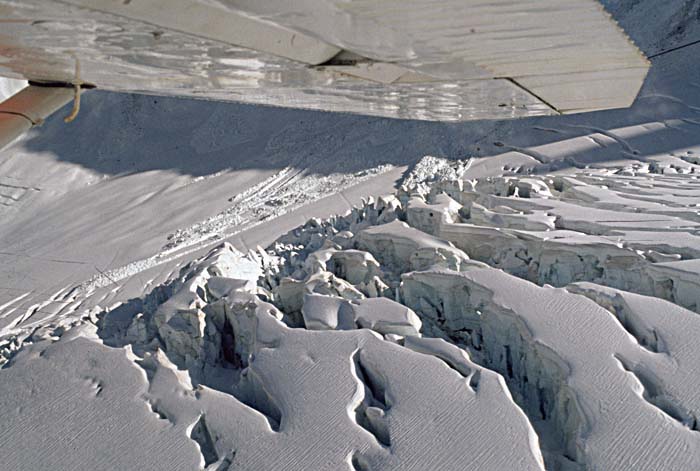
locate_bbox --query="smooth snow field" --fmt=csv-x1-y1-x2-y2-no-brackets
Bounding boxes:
2,2,700,470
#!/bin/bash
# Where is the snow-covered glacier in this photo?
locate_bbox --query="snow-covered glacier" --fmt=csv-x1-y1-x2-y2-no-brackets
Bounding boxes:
2,1,700,469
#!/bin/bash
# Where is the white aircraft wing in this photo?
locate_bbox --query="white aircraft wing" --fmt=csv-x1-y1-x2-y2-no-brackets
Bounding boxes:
0,0,648,122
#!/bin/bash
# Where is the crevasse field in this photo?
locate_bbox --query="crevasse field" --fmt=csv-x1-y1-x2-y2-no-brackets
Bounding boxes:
1,1,700,470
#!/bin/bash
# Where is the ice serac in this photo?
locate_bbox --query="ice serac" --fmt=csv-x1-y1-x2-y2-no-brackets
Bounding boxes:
301,292,423,335
251,155,700,470
356,219,470,273
301,293,353,330
351,297,422,336
397,162,700,313
118,243,545,470
150,242,262,369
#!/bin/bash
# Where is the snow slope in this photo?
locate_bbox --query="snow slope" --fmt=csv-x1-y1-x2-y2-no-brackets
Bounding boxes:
1,1,700,470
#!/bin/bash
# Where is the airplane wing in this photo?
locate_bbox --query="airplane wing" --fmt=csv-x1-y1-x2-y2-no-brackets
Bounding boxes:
0,0,648,122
